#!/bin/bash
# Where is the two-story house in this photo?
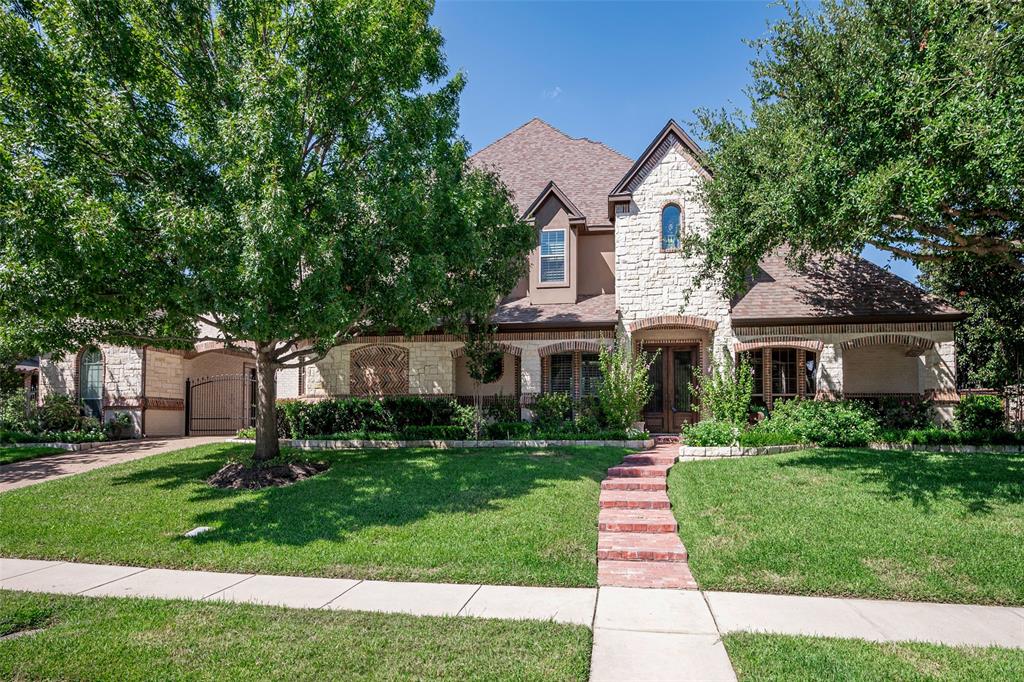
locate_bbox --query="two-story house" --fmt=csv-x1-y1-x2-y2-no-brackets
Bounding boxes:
38,118,963,435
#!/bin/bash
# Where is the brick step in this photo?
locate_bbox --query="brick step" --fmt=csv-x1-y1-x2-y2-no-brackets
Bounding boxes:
601,477,667,492
598,509,678,533
622,452,677,466
598,531,688,562
598,559,698,589
599,490,670,510
607,463,672,478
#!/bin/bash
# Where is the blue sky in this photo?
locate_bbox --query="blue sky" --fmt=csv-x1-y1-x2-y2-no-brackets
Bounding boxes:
431,0,920,283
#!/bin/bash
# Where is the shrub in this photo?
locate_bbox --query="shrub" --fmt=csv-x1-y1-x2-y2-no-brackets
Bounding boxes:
484,394,520,424
762,398,878,447
739,424,800,447
38,394,82,432
276,396,464,438
485,421,533,439
398,424,469,440
683,419,742,447
0,389,32,431
955,394,1004,431
531,393,573,430
695,351,753,425
869,396,935,430
596,340,657,431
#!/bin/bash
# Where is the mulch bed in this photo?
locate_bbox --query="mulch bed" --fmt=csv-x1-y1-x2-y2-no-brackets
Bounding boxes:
207,460,330,490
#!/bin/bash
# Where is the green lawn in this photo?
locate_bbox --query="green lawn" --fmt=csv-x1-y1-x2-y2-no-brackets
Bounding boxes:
669,448,1024,604
0,442,624,586
0,590,590,681
0,446,64,466
724,632,1024,681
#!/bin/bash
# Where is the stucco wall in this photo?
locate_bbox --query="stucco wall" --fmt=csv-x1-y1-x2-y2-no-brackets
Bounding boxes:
843,346,921,394
454,354,518,397
578,231,615,296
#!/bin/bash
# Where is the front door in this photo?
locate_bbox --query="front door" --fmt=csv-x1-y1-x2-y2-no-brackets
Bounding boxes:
643,345,699,433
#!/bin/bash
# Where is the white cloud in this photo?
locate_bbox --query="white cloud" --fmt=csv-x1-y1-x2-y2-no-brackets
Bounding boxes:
543,86,563,100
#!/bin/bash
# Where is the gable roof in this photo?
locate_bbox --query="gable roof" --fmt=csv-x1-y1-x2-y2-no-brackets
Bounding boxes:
521,181,585,225
731,249,964,326
607,119,711,219
471,118,633,228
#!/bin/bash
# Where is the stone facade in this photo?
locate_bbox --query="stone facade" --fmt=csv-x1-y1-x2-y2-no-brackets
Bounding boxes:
614,143,733,356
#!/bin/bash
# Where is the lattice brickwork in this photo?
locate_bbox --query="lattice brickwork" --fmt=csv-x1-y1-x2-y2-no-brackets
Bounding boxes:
350,345,409,396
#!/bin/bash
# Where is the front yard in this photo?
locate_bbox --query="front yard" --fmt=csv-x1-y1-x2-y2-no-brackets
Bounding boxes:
0,442,625,587
0,446,64,466
724,632,1024,681
0,590,590,681
669,448,1024,605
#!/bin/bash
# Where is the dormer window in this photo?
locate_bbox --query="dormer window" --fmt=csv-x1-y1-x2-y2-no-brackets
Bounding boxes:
540,228,566,283
661,203,682,250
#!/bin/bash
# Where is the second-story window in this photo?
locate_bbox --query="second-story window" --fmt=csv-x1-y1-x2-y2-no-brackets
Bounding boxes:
661,203,682,250
540,229,566,283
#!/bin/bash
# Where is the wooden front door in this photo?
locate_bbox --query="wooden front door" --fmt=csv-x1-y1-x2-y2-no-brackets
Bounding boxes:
643,345,699,433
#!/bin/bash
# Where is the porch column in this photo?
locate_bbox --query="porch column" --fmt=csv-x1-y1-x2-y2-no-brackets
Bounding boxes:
816,342,843,399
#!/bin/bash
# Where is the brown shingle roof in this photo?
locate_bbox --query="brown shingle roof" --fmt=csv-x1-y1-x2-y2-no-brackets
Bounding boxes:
471,119,633,227
731,249,964,325
493,294,617,328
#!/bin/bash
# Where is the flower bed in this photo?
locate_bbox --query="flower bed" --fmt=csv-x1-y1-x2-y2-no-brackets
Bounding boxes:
233,436,654,450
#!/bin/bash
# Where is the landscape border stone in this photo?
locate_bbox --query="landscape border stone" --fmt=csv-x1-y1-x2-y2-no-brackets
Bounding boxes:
0,441,103,452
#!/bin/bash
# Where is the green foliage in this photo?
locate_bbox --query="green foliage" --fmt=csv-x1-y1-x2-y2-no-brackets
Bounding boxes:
483,395,520,424
920,256,1024,390
484,421,534,440
37,395,83,432
0,388,32,431
596,341,657,431
955,395,1005,431
0,366,23,396
531,393,573,431
683,420,743,447
867,397,935,430
276,396,468,439
694,351,752,425
877,426,1023,447
0,0,533,461
761,399,879,447
0,429,106,444
693,0,1024,294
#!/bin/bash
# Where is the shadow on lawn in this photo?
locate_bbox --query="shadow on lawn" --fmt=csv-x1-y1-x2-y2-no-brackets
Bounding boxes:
784,448,1024,513
110,445,620,547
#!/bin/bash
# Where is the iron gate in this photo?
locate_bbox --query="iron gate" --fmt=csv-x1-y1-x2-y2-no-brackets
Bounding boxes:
185,371,257,435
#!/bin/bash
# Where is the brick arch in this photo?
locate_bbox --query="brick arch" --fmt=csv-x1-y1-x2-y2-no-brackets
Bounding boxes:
191,339,257,357
450,343,522,358
537,340,605,357
840,334,935,356
350,344,409,396
733,337,824,353
627,315,718,333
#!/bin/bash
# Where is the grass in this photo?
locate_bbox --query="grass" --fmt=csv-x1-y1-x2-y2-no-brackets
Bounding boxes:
0,590,591,681
0,446,64,466
0,442,625,586
669,448,1024,604
724,632,1024,681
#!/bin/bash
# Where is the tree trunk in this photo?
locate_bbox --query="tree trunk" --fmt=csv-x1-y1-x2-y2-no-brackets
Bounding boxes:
252,349,280,465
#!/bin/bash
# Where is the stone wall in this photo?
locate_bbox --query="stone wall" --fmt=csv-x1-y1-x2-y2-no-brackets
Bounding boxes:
613,143,733,354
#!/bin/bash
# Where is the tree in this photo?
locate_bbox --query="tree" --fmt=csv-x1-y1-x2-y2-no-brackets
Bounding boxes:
461,317,503,440
693,0,1024,293
919,256,1024,390
0,0,533,466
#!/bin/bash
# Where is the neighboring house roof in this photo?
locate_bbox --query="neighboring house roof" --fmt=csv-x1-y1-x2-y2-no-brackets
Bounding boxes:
471,118,633,228
493,294,617,329
731,249,965,326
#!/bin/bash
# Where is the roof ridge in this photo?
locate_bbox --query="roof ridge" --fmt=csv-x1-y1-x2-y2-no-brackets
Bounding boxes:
470,117,632,164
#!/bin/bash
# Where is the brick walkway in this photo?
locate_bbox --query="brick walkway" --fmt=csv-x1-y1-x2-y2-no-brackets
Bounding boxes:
597,436,697,589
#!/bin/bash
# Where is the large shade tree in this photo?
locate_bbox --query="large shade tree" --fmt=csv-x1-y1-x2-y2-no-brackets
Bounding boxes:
693,0,1024,293
0,0,533,463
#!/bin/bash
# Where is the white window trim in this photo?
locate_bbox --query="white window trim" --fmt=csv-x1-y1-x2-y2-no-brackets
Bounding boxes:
538,227,568,287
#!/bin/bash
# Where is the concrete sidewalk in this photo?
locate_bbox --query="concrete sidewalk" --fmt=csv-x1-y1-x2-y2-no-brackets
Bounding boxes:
4,558,1024,681
0,437,227,492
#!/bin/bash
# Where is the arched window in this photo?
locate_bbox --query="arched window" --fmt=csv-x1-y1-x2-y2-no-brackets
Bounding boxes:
661,204,682,250
80,347,103,418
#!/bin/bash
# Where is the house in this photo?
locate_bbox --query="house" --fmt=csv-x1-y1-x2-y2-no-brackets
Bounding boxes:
37,119,964,435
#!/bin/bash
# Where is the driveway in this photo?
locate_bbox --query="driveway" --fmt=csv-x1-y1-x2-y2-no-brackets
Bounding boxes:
0,437,228,493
